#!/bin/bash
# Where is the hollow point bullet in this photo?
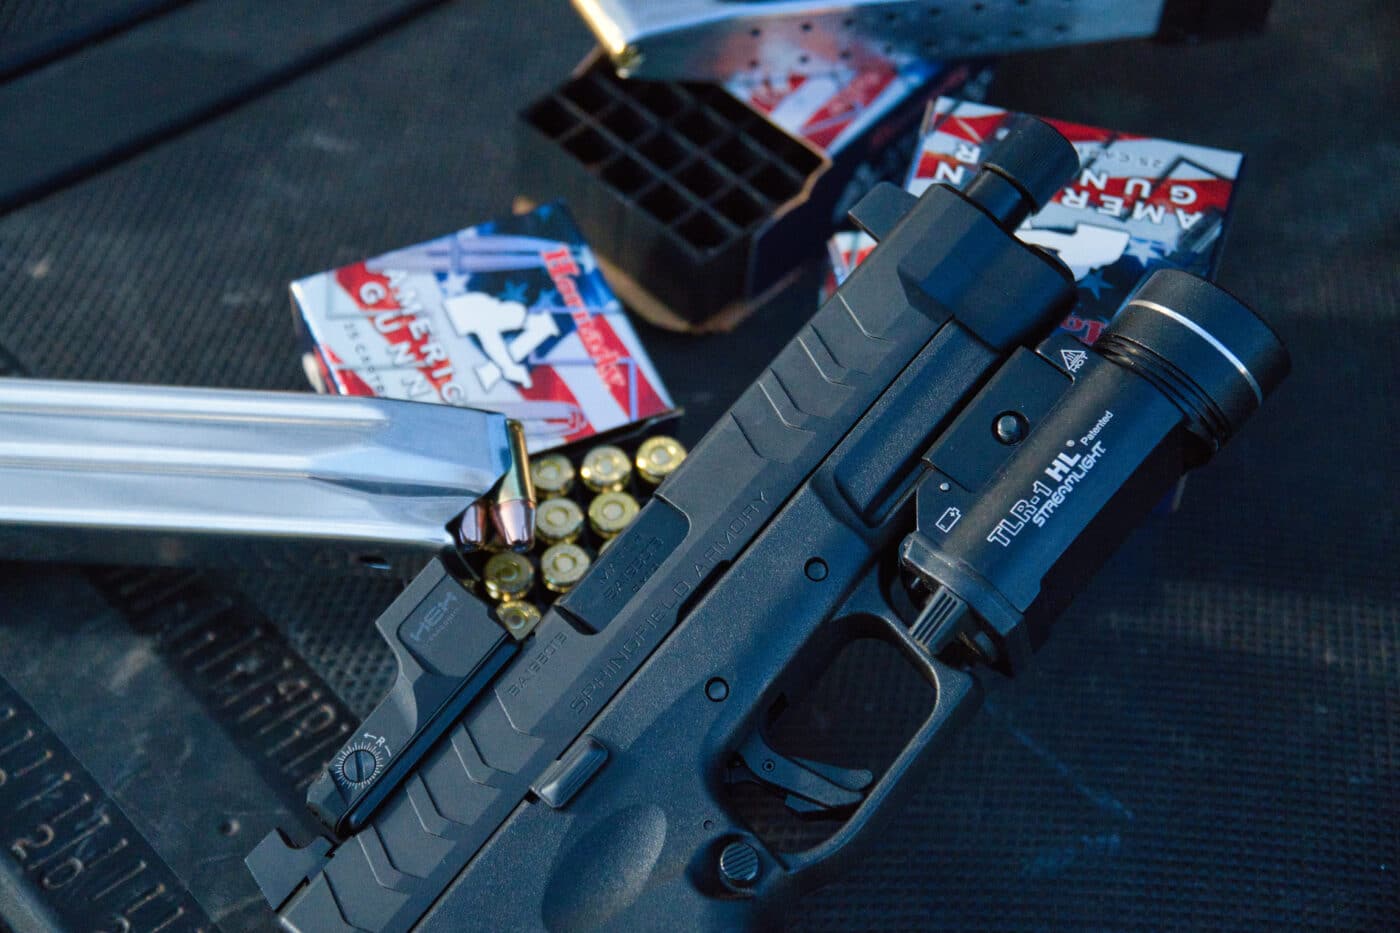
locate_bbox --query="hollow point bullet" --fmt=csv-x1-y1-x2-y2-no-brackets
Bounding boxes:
490,420,537,551
580,444,631,493
636,436,686,485
536,497,585,546
484,551,534,602
530,453,576,498
454,499,491,552
496,601,542,640
541,543,591,593
588,490,640,539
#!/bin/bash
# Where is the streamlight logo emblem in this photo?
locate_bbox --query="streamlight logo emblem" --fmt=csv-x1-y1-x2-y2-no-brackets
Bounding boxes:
986,412,1113,547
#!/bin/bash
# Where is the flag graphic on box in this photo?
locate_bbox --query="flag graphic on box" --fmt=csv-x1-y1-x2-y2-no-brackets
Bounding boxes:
293,202,674,452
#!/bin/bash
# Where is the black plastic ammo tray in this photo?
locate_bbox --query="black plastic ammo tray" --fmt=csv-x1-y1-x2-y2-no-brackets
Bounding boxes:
519,54,823,325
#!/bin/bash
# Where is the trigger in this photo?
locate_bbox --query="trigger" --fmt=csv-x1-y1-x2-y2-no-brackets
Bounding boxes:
727,731,873,820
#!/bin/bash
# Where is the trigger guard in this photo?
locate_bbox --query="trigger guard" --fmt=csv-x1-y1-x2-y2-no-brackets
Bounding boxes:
773,613,981,890
842,559,923,633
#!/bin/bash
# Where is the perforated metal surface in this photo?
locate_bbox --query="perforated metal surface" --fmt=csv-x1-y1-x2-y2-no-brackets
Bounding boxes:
0,0,1394,929
572,0,1173,81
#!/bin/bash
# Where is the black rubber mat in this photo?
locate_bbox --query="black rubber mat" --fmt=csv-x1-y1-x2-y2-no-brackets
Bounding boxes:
0,0,1395,929
0,0,451,211
0,666,213,932
0,0,185,79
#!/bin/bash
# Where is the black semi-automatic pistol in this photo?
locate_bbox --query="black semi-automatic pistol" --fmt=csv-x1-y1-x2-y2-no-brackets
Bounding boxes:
248,116,1289,931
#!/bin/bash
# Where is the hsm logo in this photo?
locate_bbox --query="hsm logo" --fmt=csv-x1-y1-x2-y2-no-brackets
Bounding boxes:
408,590,458,645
